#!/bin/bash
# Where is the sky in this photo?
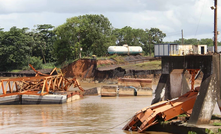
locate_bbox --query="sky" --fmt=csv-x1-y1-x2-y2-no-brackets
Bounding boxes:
0,0,220,42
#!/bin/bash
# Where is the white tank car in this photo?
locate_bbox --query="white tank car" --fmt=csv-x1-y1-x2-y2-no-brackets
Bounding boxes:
108,45,143,55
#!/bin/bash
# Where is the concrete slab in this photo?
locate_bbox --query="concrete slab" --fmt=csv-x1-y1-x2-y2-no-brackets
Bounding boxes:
118,78,152,88
0,95,20,105
67,94,81,102
137,87,152,96
22,94,67,104
118,87,134,96
83,87,98,96
100,85,117,97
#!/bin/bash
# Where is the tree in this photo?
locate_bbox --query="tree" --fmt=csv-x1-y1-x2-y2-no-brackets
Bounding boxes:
0,27,31,70
113,26,146,46
144,28,166,55
165,38,215,46
112,27,166,56
54,14,115,64
199,38,213,46
53,37,72,64
30,24,56,64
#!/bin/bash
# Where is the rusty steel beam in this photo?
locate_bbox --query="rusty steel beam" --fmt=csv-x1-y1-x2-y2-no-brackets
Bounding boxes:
0,65,84,97
123,90,198,133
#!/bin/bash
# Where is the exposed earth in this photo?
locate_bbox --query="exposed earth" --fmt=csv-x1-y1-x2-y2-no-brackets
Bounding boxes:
14,55,203,85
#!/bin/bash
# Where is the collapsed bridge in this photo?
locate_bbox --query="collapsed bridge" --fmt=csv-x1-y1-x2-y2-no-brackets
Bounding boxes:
0,64,84,104
123,54,221,133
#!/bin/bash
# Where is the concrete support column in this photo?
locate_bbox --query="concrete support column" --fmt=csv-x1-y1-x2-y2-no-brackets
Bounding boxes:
165,70,183,100
218,54,221,112
189,74,217,124
165,69,190,100
151,74,169,104
189,55,219,124
181,72,191,94
152,70,190,104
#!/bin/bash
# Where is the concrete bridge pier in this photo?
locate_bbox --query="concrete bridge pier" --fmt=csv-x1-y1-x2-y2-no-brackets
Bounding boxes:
151,70,190,104
152,55,220,125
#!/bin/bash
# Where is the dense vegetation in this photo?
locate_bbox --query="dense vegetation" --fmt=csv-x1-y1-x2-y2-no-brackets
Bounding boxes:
165,38,221,46
0,14,220,71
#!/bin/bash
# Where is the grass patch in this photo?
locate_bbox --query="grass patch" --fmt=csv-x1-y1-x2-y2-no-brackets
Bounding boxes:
213,122,221,126
97,64,106,68
135,60,161,68
112,56,126,64
178,114,188,117
188,131,197,134
42,62,56,69
160,121,170,125
109,54,118,59
11,70,22,73
122,60,161,70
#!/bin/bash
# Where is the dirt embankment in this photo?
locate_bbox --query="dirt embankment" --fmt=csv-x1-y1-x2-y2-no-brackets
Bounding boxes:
97,59,115,66
61,56,161,82
62,59,97,78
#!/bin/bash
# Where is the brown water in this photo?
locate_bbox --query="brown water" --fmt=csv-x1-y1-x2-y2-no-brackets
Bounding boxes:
0,81,220,134
0,95,172,134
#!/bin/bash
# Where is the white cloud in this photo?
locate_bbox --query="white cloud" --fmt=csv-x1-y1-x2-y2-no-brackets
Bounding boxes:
0,0,220,42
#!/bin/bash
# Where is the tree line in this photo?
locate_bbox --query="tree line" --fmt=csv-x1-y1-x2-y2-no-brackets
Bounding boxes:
0,14,220,71
165,38,221,46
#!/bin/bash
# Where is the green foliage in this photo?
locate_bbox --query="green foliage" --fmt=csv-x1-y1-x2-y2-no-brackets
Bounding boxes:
122,60,161,70
0,24,56,71
213,122,221,126
31,24,56,64
11,70,22,73
205,128,214,134
2,14,221,72
113,26,145,46
53,37,72,64
113,27,166,56
112,56,125,64
42,62,56,69
109,54,118,59
160,121,170,125
54,14,115,64
178,114,188,117
144,28,166,55
0,27,31,71
29,56,43,70
164,38,217,46
205,128,221,134
188,131,197,134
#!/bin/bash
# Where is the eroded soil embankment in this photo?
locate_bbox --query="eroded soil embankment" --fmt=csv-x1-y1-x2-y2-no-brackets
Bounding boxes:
62,59,97,78
61,59,161,82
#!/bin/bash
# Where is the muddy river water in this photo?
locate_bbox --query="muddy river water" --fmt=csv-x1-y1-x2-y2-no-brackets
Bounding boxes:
0,96,170,134
0,81,220,134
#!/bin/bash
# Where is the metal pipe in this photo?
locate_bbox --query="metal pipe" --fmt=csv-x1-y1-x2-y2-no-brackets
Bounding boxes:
214,0,218,52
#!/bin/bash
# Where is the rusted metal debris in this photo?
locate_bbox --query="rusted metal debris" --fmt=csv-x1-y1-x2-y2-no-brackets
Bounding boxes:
123,90,198,133
123,69,199,133
0,64,84,97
